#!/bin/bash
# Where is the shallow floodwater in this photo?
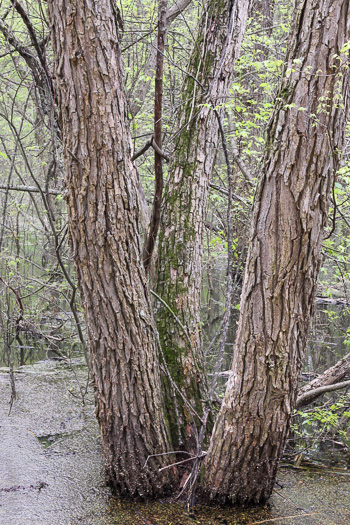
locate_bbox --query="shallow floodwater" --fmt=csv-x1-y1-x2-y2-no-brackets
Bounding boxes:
1,358,350,524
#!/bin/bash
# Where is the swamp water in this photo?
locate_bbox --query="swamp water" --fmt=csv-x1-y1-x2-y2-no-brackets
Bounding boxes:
1,305,350,524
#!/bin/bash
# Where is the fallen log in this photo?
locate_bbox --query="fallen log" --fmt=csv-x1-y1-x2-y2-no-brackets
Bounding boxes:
296,353,350,408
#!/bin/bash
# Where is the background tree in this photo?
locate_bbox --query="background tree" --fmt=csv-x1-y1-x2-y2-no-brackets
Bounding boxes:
155,0,250,451
0,1,89,372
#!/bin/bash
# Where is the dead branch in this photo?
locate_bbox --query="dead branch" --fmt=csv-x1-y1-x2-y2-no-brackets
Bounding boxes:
0,184,62,195
209,182,249,206
131,138,153,161
296,380,350,409
296,352,350,408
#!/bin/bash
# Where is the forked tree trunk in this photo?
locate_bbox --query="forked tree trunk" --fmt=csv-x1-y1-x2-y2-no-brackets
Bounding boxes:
156,0,250,452
203,0,350,505
47,0,175,498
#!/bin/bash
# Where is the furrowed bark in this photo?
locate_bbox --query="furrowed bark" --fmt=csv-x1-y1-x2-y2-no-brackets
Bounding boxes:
47,0,175,498
203,0,350,505
156,0,250,451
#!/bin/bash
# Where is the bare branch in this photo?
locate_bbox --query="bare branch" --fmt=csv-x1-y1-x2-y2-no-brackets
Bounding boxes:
131,137,153,161
296,380,350,408
151,136,170,161
209,182,249,206
131,136,170,162
0,15,42,84
10,0,54,96
0,184,62,195
296,352,350,408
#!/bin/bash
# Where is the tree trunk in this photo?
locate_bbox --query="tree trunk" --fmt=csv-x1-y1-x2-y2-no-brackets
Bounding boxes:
203,0,350,505
143,0,168,273
47,0,175,498
155,0,250,451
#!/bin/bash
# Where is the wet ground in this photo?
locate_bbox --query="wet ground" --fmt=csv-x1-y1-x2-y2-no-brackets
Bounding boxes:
1,358,350,525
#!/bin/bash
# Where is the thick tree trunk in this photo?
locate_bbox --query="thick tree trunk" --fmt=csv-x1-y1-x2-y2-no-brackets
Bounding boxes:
47,0,175,498
203,0,350,505
155,0,250,451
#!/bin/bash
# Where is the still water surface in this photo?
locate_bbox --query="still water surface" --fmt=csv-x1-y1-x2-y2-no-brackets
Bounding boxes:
1,303,350,524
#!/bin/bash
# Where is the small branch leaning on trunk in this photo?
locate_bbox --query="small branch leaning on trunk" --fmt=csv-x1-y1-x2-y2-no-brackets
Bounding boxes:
132,136,170,162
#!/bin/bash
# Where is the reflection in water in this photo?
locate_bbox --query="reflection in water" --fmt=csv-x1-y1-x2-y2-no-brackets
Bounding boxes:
307,304,350,373
202,263,350,378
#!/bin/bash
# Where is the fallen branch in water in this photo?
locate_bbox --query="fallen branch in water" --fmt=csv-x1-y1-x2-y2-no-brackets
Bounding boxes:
247,513,319,525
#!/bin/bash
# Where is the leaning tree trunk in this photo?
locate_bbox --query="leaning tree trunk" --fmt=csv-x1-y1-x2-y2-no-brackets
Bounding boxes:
47,0,175,498
203,0,350,505
155,0,250,452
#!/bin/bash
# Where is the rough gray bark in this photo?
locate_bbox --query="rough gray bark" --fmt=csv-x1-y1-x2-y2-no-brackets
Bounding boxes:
47,0,175,498
203,0,350,505
156,0,250,451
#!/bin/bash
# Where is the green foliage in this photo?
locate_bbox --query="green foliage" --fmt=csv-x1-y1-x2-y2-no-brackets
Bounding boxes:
293,393,350,448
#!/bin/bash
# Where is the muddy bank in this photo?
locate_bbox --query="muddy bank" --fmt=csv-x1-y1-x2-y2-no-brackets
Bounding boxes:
1,359,350,524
